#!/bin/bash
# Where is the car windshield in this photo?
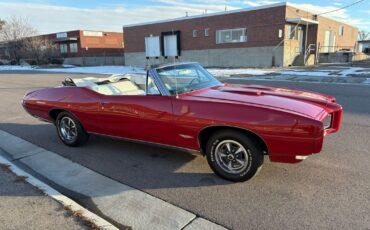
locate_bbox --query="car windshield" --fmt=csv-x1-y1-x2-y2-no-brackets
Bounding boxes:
155,63,221,95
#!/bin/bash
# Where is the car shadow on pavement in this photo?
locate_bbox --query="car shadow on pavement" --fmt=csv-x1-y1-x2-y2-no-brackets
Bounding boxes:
0,123,233,191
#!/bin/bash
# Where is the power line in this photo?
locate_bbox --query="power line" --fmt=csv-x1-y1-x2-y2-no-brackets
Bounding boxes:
317,0,366,16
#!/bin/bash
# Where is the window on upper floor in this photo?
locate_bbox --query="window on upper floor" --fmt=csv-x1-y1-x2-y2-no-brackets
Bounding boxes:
193,30,198,38
287,25,298,40
216,28,247,44
339,25,344,36
204,28,209,37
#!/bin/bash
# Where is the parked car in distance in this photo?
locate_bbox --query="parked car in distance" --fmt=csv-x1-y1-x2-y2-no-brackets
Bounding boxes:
22,62,342,182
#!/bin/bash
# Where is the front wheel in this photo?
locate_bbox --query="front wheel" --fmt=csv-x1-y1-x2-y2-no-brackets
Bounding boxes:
206,130,264,182
56,112,89,147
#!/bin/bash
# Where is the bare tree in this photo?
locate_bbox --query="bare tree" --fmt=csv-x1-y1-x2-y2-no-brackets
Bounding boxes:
0,16,37,41
21,37,58,65
0,18,5,31
0,16,38,64
358,30,370,41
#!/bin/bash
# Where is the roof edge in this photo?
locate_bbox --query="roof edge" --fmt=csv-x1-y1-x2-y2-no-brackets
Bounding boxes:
286,2,358,29
123,1,358,30
123,2,287,28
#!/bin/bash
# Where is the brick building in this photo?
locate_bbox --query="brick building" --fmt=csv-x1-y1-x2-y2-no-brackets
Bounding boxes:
123,2,358,68
0,30,124,66
43,30,124,65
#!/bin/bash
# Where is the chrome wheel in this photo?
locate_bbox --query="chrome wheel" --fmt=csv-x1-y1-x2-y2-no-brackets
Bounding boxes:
59,116,77,142
215,140,249,174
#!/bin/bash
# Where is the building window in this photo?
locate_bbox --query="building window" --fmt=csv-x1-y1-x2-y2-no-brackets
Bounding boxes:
193,30,198,38
287,25,298,40
339,25,344,36
56,32,67,39
216,28,247,44
60,44,68,53
70,43,78,53
205,28,209,37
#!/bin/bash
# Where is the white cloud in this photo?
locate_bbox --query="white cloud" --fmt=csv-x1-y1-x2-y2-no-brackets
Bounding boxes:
0,1,368,34
288,2,369,30
0,1,236,34
243,1,279,7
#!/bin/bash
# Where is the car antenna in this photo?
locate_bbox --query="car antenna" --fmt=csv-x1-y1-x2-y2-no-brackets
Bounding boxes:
172,29,179,99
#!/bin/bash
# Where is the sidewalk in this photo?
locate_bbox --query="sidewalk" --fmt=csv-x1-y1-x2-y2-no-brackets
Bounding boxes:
0,164,86,230
0,130,226,230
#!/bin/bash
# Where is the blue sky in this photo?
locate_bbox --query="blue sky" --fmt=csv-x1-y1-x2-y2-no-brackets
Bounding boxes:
0,0,369,33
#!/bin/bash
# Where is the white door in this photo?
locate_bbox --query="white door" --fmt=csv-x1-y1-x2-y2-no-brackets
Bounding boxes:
299,28,304,54
163,35,178,57
330,35,336,52
324,31,331,53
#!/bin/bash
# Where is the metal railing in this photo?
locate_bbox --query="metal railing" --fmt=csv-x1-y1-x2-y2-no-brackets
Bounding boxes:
304,44,316,65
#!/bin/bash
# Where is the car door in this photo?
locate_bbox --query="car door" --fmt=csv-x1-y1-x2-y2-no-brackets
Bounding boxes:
96,73,173,144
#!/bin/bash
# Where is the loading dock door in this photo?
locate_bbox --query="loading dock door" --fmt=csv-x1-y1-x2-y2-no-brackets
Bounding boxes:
163,34,178,57
145,36,160,58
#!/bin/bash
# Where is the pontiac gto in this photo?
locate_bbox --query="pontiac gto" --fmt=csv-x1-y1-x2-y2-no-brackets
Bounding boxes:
22,62,342,181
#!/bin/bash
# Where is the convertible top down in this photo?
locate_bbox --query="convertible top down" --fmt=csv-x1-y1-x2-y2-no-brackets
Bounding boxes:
22,62,342,181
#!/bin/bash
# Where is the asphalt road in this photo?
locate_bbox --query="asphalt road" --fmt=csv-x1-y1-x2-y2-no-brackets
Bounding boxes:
0,72,369,230
0,159,86,230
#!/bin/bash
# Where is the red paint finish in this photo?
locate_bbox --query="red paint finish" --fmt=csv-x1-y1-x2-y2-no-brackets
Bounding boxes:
22,82,342,164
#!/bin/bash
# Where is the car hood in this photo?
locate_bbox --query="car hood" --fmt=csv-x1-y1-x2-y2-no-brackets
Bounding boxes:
187,84,336,119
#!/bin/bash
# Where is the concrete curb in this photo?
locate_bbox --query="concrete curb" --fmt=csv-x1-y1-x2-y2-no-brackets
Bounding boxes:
0,130,227,230
0,155,118,230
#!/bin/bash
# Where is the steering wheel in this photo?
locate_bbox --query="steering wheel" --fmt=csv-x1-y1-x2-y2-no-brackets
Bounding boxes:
188,77,201,86
63,77,76,86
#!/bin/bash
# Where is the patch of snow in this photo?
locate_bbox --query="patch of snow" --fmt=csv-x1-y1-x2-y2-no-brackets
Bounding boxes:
339,67,366,76
0,65,145,75
62,64,76,68
0,65,34,71
1,65,370,80
279,70,332,77
281,67,370,77
207,68,274,77
364,78,370,84
36,66,145,75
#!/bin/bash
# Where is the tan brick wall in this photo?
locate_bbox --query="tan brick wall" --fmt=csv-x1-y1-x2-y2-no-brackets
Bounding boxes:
285,5,358,50
79,31,124,49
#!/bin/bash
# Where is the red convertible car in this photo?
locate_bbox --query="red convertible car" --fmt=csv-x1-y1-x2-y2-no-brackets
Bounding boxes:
22,62,342,182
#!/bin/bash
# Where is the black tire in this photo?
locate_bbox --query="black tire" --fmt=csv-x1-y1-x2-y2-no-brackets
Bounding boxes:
56,111,89,147
206,130,264,182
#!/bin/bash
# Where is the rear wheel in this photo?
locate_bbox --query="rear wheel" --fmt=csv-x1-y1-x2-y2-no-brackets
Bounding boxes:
56,112,89,147
206,130,264,182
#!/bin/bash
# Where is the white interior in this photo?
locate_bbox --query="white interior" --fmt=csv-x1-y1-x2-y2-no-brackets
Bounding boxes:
73,74,146,95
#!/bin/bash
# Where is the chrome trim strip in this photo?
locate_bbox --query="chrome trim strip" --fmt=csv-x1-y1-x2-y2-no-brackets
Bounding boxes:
149,69,171,96
88,131,201,154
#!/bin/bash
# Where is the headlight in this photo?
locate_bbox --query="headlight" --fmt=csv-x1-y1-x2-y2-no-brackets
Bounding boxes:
323,114,332,129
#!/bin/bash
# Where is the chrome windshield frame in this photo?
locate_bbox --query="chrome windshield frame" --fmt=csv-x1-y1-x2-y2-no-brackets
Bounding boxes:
150,62,220,96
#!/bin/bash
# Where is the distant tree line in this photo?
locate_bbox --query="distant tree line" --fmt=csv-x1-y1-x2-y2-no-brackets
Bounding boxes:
0,16,59,65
